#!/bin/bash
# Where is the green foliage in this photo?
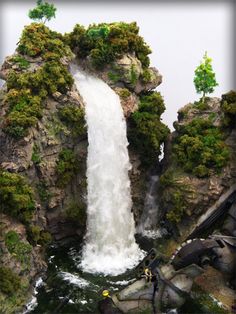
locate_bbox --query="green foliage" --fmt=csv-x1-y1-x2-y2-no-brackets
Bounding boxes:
64,201,86,225
221,90,236,127
138,92,166,116
31,145,41,165
58,104,86,137
56,149,79,187
36,181,51,203
5,231,32,266
4,88,42,138
159,170,189,223
10,55,30,69
193,99,210,111
128,92,170,165
27,225,52,246
17,23,71,60
0,170,35,223
0,267,21,295
87,25,110,39
130,64,138,86
108,71,121,83
194,52,218,102
28,0,56,24
173,118,229,177
140,68,152,84
166,191,187,223
66,22,151,69
159,169,176,188
7,62,73,95
5,61,73,139
117,88,131,99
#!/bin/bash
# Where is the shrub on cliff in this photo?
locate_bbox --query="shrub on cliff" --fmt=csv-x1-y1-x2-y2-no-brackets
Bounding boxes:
58,104,86,137
221,90,236,128
7,61,73,95
0,267,21,295
128,91,170,165
27,225,52,246
0,170,35,222
5,61,73,138
64,201,86,225
159,170,191,223
65,22,151,69
10,55,30,69
56,148,80,187
173,118,229,177
5,231,32,267
17,23,71,60
5,22,74,139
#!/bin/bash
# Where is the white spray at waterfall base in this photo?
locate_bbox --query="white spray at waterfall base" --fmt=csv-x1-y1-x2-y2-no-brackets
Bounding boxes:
72,65,144,275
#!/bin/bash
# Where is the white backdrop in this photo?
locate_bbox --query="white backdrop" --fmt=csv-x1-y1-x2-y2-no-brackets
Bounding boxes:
0,0,234,129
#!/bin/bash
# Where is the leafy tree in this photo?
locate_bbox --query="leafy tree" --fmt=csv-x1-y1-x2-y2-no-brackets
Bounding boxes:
28,0,56,24
194,52,218,103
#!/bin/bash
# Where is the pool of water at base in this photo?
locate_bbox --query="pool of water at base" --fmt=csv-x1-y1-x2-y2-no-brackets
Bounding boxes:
27,237,226,314
27,239,142,314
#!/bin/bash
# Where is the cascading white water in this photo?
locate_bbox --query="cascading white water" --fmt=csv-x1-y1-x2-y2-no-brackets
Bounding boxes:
72,65,144,275
137,175,162,239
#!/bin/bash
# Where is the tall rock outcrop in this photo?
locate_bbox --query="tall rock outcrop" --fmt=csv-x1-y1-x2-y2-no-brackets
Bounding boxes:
159,94,236,236
0,21,168,312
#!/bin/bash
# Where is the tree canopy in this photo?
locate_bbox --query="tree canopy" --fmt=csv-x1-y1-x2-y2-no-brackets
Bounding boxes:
28,0,56,24
194,52,218,102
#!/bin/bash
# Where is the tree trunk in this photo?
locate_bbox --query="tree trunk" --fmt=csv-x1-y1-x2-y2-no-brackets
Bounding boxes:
202,92,206,104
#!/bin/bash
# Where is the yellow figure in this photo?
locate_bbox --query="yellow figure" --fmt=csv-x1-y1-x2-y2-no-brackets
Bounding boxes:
102,290,110,298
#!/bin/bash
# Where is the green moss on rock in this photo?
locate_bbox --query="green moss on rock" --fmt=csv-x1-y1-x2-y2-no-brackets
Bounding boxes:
221,90,236,127
140,68,152,84
5,231,32,268
17,23,72,60
64,201,86,225
5,61,73,139
107,71,122,83
36,181,51,204
31,144,41,165
0,267,21,295
173,118,229,177
56,148,79,187
3,23,74,139
66,22,151,69
159,170,189,223
10,55,30,70
117,88,131,99
0,170,35,223
58,104,86,137
27,225,52,246
128,91,170,166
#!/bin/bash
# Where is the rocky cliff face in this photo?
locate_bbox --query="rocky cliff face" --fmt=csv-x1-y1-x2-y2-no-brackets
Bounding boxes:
159,94,236,236
0,22,167,312
0,51,88,311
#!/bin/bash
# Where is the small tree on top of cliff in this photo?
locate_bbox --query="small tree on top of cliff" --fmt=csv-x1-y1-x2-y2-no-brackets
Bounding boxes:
28,0,56,24
194,52,218,103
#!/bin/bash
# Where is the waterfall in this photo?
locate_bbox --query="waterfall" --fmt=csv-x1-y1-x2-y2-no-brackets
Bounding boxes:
72,65,143,275
137,175,162,239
